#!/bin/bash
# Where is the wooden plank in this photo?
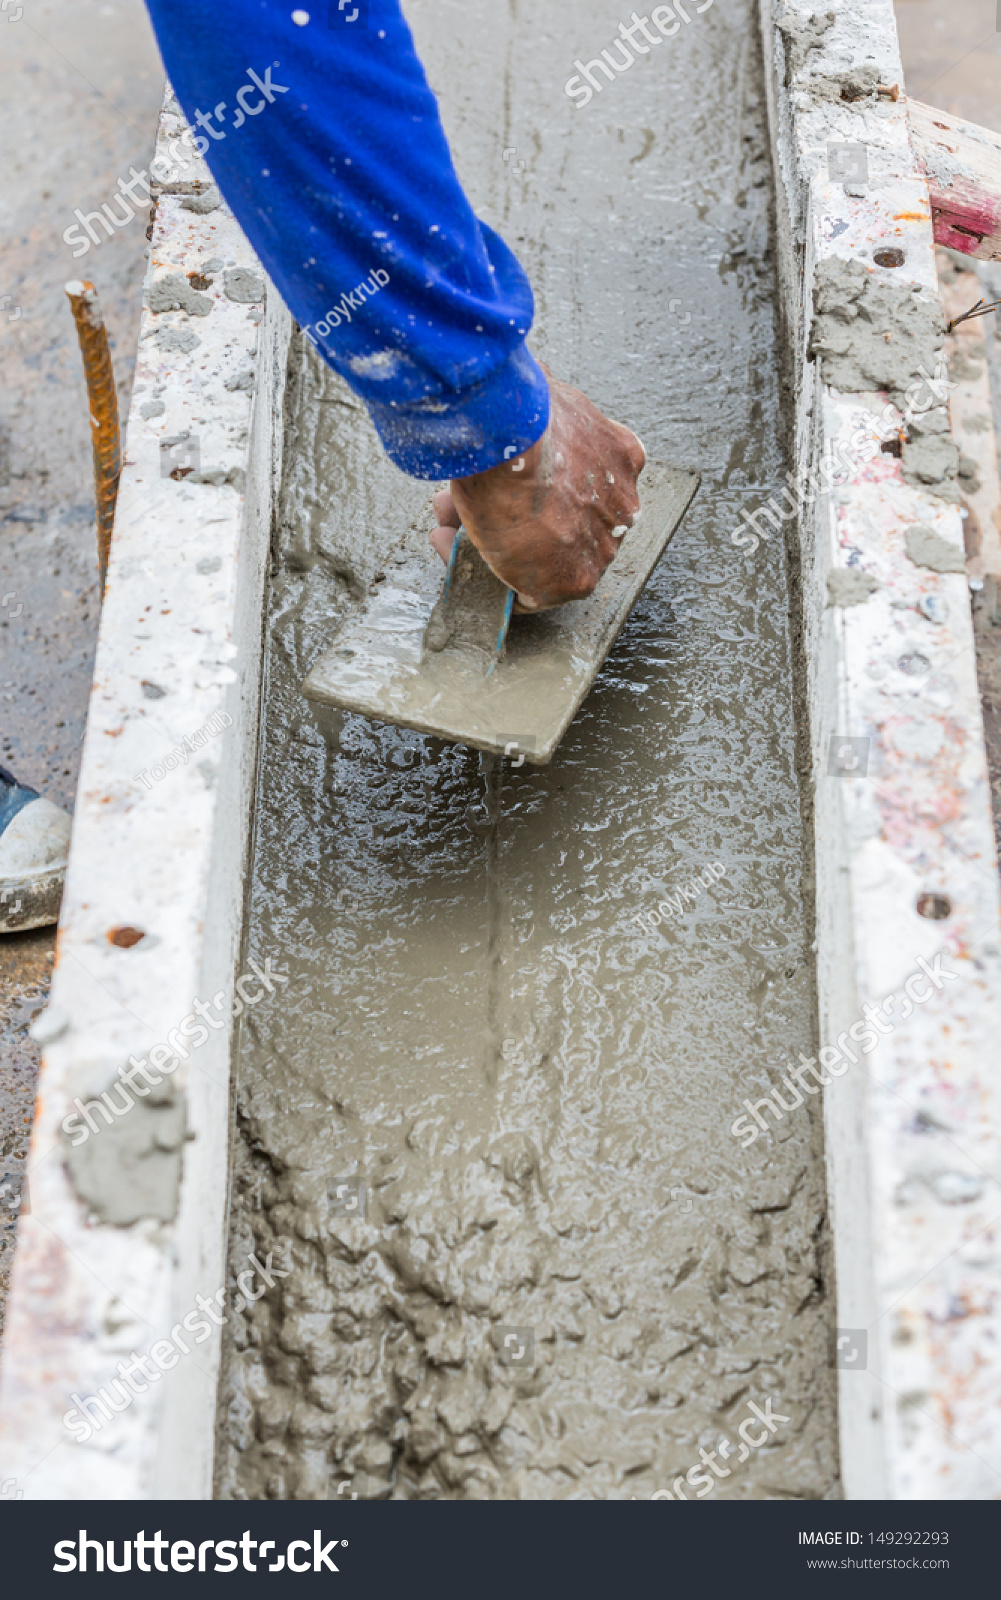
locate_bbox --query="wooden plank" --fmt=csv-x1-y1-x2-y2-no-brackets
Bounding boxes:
908,97,1001,261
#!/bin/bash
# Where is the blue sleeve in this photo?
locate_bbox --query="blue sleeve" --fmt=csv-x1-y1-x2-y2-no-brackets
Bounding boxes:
142,0,549,481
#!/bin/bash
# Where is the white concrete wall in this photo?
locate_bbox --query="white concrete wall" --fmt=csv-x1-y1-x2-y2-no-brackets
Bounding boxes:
761,0,1001,1499
0,95,290,1500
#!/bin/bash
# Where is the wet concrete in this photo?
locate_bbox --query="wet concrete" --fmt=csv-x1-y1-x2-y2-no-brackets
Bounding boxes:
216,0,839,1500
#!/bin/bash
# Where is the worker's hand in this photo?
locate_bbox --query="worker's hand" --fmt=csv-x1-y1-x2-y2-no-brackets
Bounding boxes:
429,372,645,610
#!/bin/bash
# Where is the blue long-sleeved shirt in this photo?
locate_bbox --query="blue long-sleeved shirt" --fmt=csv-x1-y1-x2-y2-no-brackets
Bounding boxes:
142,0,549,480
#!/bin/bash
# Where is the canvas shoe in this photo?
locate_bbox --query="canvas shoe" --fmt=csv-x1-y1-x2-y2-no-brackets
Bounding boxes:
0,764,72,933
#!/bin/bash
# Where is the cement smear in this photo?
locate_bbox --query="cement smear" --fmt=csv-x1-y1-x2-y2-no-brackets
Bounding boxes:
905,523,968,574
810,257,961,501
827,569,879,606
216,0,838,1501
809,257,943,407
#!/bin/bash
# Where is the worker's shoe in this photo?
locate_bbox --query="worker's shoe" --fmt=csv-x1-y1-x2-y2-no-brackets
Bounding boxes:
0,765,72,933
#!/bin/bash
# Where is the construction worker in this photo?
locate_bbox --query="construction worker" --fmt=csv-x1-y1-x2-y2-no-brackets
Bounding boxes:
3,1,646,936
142,0,646,611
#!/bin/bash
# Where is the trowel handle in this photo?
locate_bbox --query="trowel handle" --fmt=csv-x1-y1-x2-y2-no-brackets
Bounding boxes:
490,588,516,673
447,527,515,673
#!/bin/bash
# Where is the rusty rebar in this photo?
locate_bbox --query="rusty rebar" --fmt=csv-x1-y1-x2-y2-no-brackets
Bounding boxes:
64,279,121,595
946,296,1001,335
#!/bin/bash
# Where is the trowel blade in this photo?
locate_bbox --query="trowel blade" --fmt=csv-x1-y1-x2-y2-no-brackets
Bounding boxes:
302,461,700,765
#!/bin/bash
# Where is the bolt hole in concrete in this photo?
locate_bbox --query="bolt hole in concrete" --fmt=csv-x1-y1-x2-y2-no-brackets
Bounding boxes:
215,0,838,1500
873,247,906,268
917,893,952,921
898,652,931,675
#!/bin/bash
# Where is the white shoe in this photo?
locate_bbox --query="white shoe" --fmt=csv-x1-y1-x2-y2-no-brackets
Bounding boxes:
0,765,72,933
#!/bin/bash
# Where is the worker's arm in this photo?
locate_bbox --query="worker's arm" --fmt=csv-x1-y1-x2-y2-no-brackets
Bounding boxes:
142,1,643,607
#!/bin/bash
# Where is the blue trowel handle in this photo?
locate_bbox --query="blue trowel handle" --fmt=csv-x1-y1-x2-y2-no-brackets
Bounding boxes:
447,527,515,674
488,588,516,676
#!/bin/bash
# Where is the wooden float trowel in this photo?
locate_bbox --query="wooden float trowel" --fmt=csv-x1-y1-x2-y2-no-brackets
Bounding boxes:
302,461,699,765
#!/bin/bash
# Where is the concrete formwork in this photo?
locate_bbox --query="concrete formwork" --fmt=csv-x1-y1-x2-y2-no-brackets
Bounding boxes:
0,96,291,1499
761,0,1001,1499
2,0,1001,1501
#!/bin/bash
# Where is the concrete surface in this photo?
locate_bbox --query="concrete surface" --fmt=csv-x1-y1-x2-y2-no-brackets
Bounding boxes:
0,91,291,1495
896,0,1001,875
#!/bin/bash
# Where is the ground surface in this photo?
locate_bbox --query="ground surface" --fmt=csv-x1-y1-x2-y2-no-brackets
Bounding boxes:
895,0,1001,129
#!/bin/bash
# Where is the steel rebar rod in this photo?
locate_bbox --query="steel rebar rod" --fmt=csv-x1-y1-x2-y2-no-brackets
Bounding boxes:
64,278,122,595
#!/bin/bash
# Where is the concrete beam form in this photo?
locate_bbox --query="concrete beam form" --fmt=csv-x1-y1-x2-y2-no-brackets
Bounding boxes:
938,251,1001,588
0,90,290,1499
761,0,1001,1499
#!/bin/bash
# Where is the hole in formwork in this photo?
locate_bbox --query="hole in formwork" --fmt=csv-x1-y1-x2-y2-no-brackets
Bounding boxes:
880,437,902,458
873,248,905,268
187,271,213,290
107,925,146,947
898,652,930,675
916,893,952,921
